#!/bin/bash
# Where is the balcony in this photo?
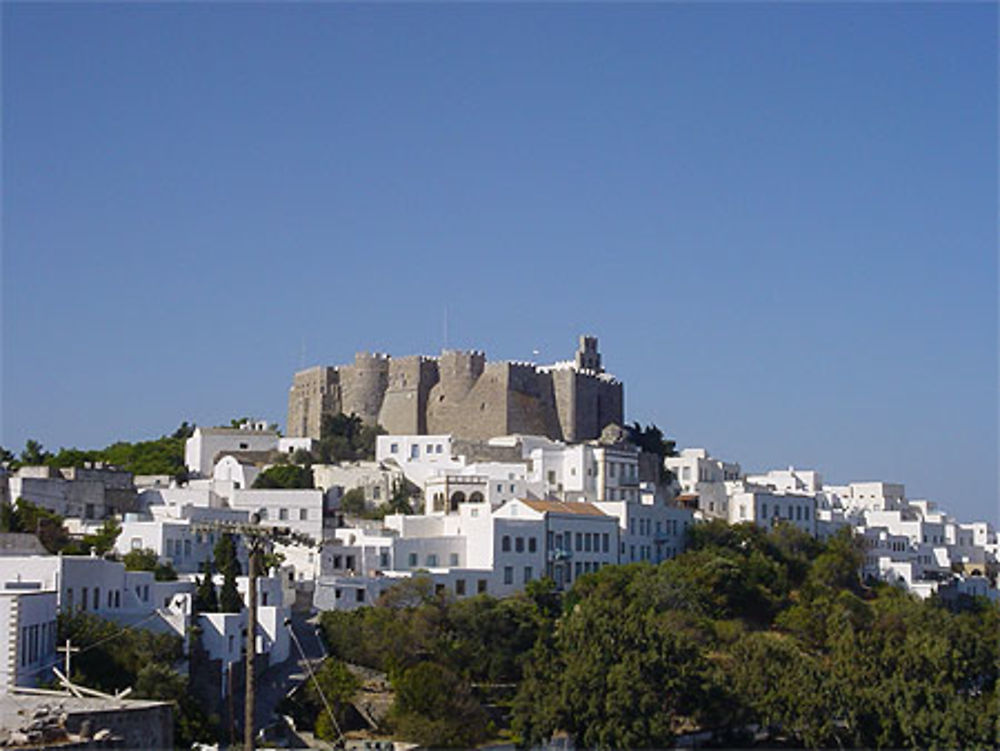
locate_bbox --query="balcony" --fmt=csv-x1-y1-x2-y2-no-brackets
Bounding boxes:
547,547,573,562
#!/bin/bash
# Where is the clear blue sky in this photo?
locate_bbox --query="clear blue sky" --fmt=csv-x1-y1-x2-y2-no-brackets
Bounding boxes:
2,3,996,522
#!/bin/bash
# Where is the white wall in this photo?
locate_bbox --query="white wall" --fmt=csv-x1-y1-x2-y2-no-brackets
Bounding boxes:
0,588,58,693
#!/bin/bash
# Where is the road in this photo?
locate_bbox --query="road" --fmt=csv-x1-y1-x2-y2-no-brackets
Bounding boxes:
253,612,328,737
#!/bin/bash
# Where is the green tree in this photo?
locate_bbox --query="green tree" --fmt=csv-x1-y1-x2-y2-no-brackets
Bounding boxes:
214,533,244,612
340,487,367,516
252,464,314,489
171,421,196,440
82,517,121,555
2,498,71,553
122,547,177,580
315,413,386,462
193,574,219,613
20,439,51,465
389,662,490,748
305,659,360,740
134,662,221,746
290,448,314,466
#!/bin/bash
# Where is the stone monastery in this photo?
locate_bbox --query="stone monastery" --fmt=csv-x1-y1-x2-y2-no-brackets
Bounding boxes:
287,335,623,442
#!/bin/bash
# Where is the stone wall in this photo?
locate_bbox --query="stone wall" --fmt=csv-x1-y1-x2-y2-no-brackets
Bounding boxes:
62,701,174,750
287,366,340,438
378,356,439,435
340,352,390,426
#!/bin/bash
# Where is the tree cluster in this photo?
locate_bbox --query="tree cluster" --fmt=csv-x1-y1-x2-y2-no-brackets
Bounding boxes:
311,413,386,464
58,611,220,747
252,463,314,489
122,547,178,581
626,422,677,459
1,422,192,481
1,499,121,556
316,524,998,750
318,577,561,746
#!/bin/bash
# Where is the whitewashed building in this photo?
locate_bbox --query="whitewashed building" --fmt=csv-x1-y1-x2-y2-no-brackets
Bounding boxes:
0,584,58,693
185,425,280,479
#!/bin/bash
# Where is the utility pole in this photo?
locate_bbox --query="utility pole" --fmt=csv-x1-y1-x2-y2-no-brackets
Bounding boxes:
191,517,315,751
244,540,259,751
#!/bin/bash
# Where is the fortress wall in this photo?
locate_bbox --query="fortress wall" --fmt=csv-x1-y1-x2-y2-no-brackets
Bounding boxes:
598,378,625,436
379,356,440,435
287,336,623,443
340,352,390,425
287,366,340,438
505,363,563,440
427,359,508,439
551,368,578,443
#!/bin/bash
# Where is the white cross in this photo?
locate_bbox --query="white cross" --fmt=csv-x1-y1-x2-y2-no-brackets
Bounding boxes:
56,638,80,677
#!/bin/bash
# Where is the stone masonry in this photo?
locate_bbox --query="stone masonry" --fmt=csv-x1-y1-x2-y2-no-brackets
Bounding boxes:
287,336,623,443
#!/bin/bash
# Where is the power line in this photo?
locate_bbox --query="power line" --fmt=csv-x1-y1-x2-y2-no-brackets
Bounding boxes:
285,617,344,745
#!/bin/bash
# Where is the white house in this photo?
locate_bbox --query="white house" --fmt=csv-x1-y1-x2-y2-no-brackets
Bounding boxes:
185,425,279,479
228,489,330,542
0,584,58,693
664,448,741,519
727,485,818,536
595,499,693,564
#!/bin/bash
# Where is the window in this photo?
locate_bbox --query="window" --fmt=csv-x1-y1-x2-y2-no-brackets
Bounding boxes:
497,484,503,493
602,533,609,553
740,505,747,519
547,470,556,484
279,508,289,521
523,566,533,583
427,554,438,567
609,463,616,478
356,589,365,603
300,508,308,521
239,442,248,450
436,444,443,454
410,445,419,459
796,506,802,521
455,579,466,596
528,537,537,553
408,553,418,567
390,443,399,454
477,579,487,594
81,587,88,611
131,537,142,550
502,535,512,552
449,553,459,566
108,591,113,608
373,486,381,500
576,533,583,551
515,537,524,553
761,503,768,519
575,561,582,577
504,567,513,585
584,534,592,552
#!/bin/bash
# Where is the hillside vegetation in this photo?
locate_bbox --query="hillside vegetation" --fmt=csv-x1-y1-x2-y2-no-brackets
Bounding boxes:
318,521,999,749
